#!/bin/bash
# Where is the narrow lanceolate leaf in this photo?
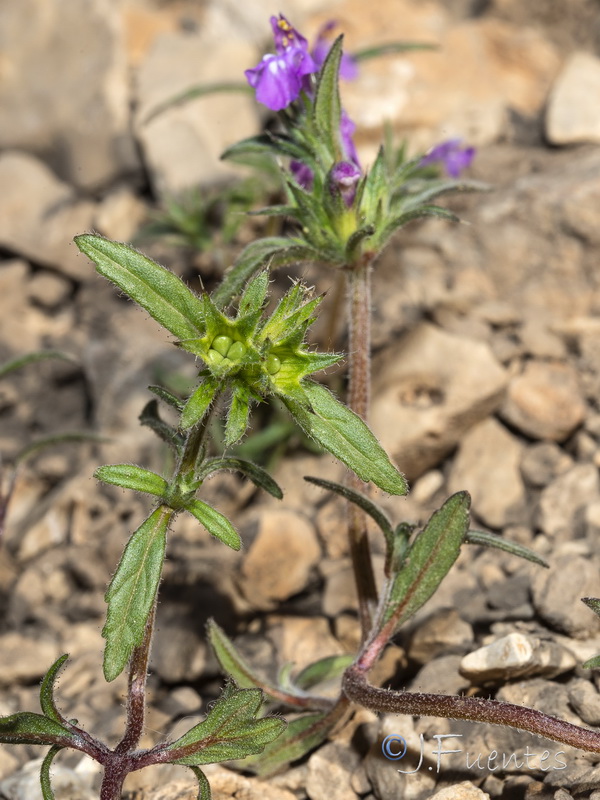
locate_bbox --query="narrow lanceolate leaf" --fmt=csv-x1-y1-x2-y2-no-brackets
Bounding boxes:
400,179,490,212
208,621,282,699
187,766,212,800
304,476,394,542
376,205,459,247
184,499,241,550
212,238,318,309
0,713,75,746
139,399,184,451
582,597,600,619
466,530,548,568
40,655,69,725
198,458,283,499
102,507,171,682
312,35,343,159
384,492,470,631
94,464,168,498
165,683,286,766
583,654,600,669
144,80,250,123
241,713,330,777
221,133,313,163
75,235,204,342
0,350,76,380
148,384,184,411
181,378,219,430
293,655,354,692
41,746,62,800
289,383,407,496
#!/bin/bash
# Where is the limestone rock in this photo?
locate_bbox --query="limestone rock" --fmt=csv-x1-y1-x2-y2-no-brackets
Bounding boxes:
306,743,361,800
500,361,586,441
408,608,474,664
567,678,600,726
536,464,600,540
0,0,137,188
238,509,320,610
0,758,96,800
546,52,600,144
520,442,573,489
460,632,575,682
0,152,95,279
429,783,490,800
0,632,60,685
134,21,258,195
371,323,508,481
448,417,526,528
532,554,600,638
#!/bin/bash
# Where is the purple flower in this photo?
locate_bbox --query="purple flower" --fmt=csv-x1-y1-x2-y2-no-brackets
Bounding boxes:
340,110,359,167
245,50,316,111
311,21,358,81
420,139,475,178
329,161,361,206
290,159,314,190
271,14,311,56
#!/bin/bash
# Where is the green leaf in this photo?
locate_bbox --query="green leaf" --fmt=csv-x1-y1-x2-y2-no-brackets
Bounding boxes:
139,399,184,451
40,655,69,725
345,225,375,262
239,271,269,317
312,35,343,159
400,179,490,212
165,682,286,766
582,597,600,619
75,235,204,342
184,499,241,550
0,713,75,746
294,655,354,691
384,492,470,630
102,507,171,681
187,766,212,800
287,383,407,495
208,620,283,700
353,41,438,61
0,350,76,380
582,654,600,669
181,378,219,430
242,713,331,777
94,464,168,498
303,476,394,542
466,530,548,568
144,81,251,123
198,458,283,499
41,746,62,800
14,432,108,466
148,384,184,411
222,134,313,164
212,238,296,309
376,205,459,247
225,384,252,445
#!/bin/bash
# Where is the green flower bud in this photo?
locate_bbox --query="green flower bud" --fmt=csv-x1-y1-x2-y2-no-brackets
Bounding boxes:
227,341,247,361
266,354,282,375
211,335,233,357
207,349,225,365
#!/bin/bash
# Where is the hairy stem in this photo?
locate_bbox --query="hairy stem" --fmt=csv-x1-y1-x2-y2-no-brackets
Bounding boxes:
115,603,157,755
343,667,600,753
99,761,129,800
345,260,378,638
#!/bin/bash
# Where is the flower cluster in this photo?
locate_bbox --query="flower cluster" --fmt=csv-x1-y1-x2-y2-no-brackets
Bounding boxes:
420,139,475,178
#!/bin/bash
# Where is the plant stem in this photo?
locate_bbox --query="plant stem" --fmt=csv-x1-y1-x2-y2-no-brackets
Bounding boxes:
343,666,600,753
345,259,378,639
115,603,157,755
99,762,129,800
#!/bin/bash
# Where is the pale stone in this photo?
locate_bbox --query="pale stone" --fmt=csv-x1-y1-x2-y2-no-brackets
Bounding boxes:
430,782,491,800
460,632,576,681
536,464,600,540
532,553,600,638
0,0,137,188
239,509,321,610
547,52,600,144
0,633,60,685
306,743,360,800
500,361,586,441
0,152,96,279
371,323,508,481
448,417,526,529
94,187,148,242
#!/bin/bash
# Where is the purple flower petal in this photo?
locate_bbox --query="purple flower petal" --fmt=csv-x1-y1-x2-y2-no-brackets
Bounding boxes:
329,160,361,206
340,110,359,166
271,14,310,56
420,139,475,178
290,159,314,190
245,49,316,111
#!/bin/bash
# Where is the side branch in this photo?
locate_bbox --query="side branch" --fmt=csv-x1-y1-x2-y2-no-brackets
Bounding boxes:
342,666,600,753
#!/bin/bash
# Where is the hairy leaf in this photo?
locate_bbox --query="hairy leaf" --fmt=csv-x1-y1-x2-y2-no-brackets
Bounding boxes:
199,458,283,499
242,713,331,777
94,464,168,498
75,235,204,342
187,766,212,800
304,476,394,541
139,399,184,451
0,713,74,746
466,530,548,568
312,36,343,159
293,655,354,691
185,499,241,550
41,746,62,800
181,378,219,430
287,383,407,495
102,507,171,681
40,655,69,725
208,621,282,699
384,492,470,630
165,683,286,766
0,350,76,380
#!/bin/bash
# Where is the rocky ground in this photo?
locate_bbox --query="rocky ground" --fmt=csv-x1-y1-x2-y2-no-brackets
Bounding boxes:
2,0,600,799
